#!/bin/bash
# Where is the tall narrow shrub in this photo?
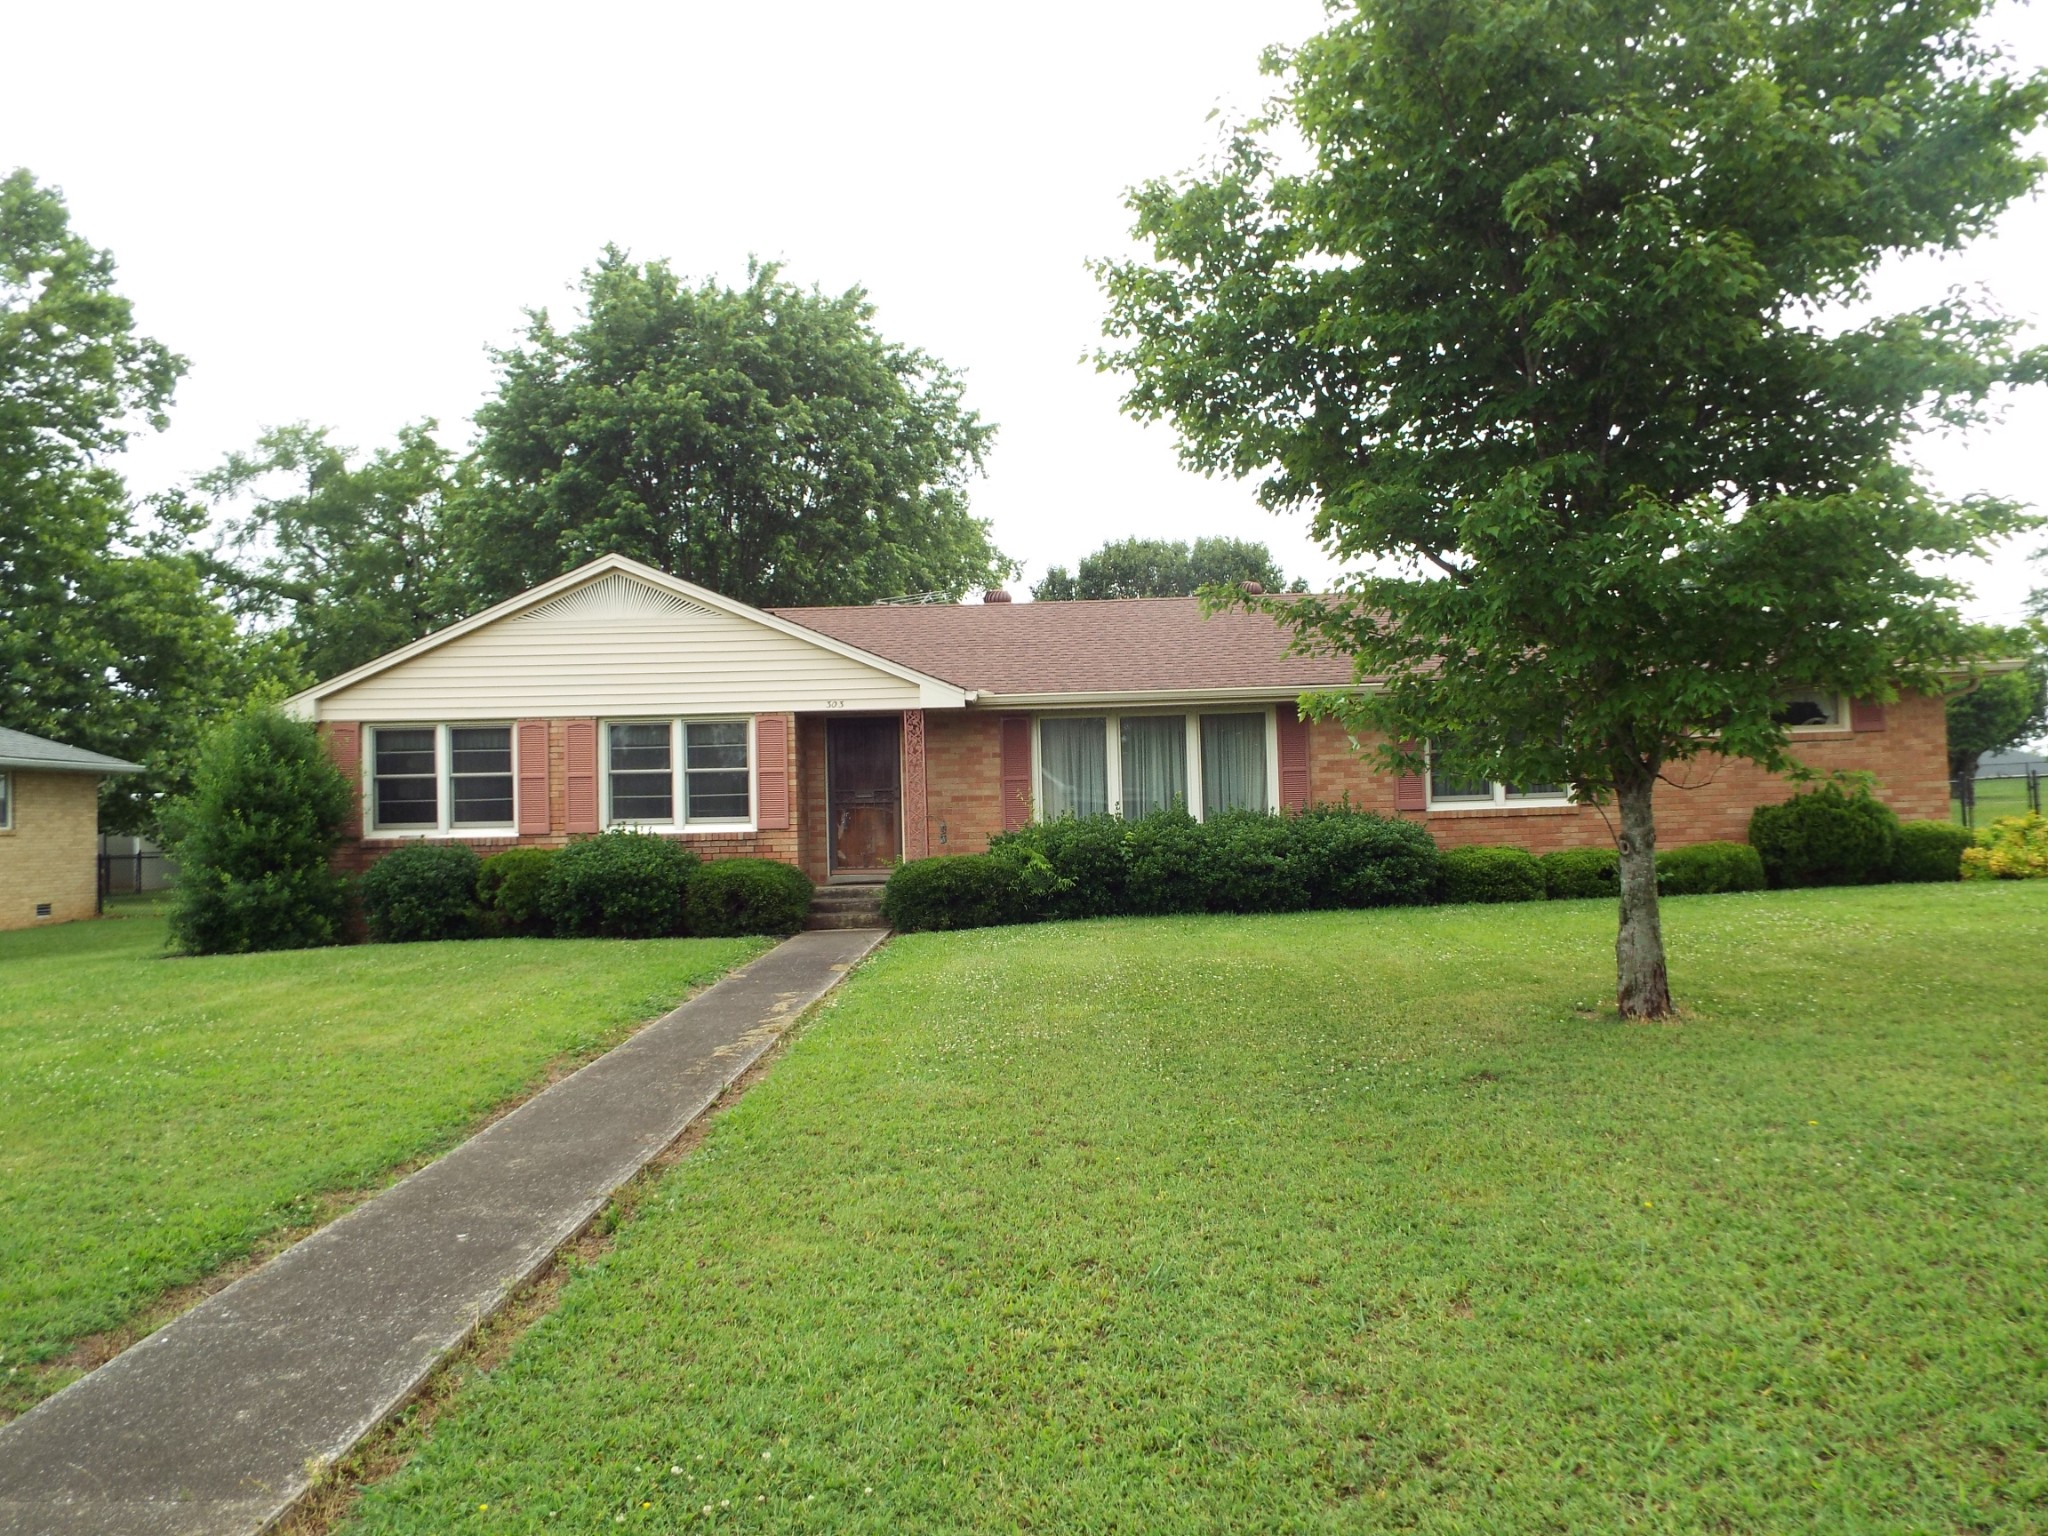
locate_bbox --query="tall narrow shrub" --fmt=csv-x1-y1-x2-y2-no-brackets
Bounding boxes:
160,707,353,954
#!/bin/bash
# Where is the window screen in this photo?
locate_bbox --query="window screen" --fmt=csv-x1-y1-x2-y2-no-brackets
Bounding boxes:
684,721,750,822
450,727,514,826
373,728,438,827
608,722,674,822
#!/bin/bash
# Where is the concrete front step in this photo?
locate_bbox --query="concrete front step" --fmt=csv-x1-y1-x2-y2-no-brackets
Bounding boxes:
806,883,887,931
805,909,887,931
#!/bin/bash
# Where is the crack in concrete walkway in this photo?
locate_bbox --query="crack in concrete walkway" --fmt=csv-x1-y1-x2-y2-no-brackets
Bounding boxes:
0,927,888,1536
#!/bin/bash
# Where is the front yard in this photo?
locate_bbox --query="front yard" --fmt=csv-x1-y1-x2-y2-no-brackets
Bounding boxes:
0,904,766,1416
333,882,2047,1533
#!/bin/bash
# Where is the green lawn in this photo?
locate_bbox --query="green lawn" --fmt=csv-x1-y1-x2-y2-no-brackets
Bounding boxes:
0,905,766,1409
1955,775,2040,824
338,883,2048,1534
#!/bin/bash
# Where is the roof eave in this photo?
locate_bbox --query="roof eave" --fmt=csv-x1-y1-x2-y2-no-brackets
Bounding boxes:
969,683,1377,709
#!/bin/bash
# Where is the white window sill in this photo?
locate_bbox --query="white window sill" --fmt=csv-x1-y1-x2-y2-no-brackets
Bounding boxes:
1423,801,1577,815
603,824,759,837
364,827,520,841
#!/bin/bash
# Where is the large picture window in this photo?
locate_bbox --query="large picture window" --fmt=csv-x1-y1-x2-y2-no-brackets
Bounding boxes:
1200,713,1269,817
368,724,520,834
1036,710,1274,822
602,718,754,829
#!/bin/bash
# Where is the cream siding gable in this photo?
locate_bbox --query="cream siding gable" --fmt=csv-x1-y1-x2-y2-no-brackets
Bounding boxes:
315,570,929,720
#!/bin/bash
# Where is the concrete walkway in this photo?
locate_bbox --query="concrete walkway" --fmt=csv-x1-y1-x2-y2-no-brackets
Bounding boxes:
0,927,888,1536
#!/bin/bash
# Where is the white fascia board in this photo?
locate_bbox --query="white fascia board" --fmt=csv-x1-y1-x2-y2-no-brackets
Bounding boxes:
285,554,970,713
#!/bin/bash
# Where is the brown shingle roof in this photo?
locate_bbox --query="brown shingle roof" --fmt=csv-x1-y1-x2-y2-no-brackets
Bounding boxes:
770,597,1361,698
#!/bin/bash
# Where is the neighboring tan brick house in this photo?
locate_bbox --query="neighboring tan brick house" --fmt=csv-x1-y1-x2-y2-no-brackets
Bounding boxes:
0,727,143,931
283,553,1951,884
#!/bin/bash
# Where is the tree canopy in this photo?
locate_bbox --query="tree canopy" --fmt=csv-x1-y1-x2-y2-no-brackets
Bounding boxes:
1947,639,2047,783
1032,535,1304,600
449,253,1013,610
202,422,462,684
0,169,270,833
1097,0,2046,1015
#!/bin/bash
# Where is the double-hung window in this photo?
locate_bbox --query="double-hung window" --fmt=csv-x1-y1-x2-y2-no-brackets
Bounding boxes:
604,719,753,829
1036,710,1274,821
1424,737,1569,810
369,725,518,833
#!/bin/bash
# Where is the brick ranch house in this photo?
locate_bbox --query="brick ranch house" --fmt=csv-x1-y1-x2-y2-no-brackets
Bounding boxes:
283,553,1950,882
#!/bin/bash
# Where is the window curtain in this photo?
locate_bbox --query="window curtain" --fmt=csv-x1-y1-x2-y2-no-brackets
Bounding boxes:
1201,713,1268,816
1120,716,1187,817
1040,717,1108,819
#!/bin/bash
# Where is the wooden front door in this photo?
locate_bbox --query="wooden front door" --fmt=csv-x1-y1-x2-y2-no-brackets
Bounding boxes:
828,716,902,873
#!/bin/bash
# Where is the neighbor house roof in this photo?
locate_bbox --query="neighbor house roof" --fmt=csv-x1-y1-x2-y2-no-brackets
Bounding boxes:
0,726,143,775
772,596,1363,702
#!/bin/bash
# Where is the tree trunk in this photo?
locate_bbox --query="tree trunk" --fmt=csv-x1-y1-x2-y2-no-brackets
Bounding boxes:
1614,766,1674,1019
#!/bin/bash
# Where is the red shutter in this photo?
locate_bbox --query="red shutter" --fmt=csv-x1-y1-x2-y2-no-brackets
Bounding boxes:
564,718,600,833
1276,704,1310,813
1393,737,1427,812
1000,715,1033,831
1850,698,1886,733
755,715,789,830
516,719,551,835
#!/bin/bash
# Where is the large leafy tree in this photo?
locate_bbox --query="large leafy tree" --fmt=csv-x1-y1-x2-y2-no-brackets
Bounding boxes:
1097,0,2045,1016
203,421,463,683
452,253,1014,608
0,169,267,833
1033,535,1303,600
1946,635,2047,789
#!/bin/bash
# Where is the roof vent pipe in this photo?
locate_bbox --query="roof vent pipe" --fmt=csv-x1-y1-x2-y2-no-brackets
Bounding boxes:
982,588,1013,604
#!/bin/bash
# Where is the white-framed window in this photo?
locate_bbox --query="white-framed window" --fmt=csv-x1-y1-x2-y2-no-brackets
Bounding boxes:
1773,690,1847,730
1035,709,1277,821
368,724,518,835
0,769,12,830
1424,739,1570,812
602,718,754,830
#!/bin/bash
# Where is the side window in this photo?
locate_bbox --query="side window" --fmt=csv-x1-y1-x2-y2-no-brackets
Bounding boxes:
372,728,439,828
0,770,12,829
1773,691,1842,729
449,727,515,827
683,721,750,822
608,722,675,823
1039,717,1109,819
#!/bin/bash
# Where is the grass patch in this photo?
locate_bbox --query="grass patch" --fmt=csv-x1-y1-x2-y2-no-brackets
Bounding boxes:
335,883,2048,1533
0,908,767,1412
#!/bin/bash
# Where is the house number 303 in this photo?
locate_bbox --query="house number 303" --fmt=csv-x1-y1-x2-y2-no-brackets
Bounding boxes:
824,700,845,709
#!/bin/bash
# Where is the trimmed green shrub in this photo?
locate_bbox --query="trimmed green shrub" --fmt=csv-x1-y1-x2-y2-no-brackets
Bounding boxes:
358,842,482,942
540,830,697,938
1540,847,1619,900
991,815,1129,920
1655,840,1766,896
686,858,814,937
1120,806,1213,915
883,855,1030,932
1293,807,1441,908
1962,811,2048,880
1437,845,1544,904
1891,820,1973,883
160,707,353,955
477,847,558,935
1748,784,1900,888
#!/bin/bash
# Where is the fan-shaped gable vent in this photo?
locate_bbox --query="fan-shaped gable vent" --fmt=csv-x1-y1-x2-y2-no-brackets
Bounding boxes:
517,572,714,623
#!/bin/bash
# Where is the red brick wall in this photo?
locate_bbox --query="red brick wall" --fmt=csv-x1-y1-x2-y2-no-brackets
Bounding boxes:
320,715,803,878
923,711,1010,856
1301,691,1950,853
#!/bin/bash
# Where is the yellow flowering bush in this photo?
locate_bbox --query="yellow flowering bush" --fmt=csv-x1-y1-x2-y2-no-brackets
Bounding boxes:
1960,812,2048,880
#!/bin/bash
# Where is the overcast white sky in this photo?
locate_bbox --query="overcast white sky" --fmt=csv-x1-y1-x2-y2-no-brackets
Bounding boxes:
6,0,2044,621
